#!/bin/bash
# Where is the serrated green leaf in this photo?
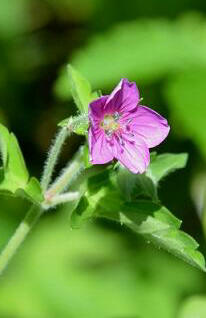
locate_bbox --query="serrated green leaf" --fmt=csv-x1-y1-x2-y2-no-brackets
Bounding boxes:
70,165,205,271
67,64,98,113
154,206,181,229
115,202,205,272
92,187,205,271
92,173,204,270
147,153,188,184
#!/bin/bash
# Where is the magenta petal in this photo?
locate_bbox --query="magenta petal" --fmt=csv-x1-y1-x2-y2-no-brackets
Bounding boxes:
88,127,114,164
129,106,170,148
89,95,108,124
105,79,124,105
112,135,150,174
88,78,170,174
105,78,140,113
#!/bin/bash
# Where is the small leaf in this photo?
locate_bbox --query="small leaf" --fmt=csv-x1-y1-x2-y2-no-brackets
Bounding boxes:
0,132,29,192
0,124,10,167
147,153,188,184
0,125,43,203
24,177,44,203
7,133,29,185
67,64,98,113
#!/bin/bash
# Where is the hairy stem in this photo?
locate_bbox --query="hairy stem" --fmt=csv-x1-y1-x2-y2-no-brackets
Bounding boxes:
43,192,79,209
0,205,43,275
41,127,68,192
45,149,84,199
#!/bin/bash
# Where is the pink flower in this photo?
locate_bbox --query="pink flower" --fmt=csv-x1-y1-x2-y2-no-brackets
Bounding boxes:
88,79,170,174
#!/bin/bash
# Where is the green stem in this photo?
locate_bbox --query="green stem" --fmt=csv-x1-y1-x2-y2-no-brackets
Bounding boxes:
41,127,68,192
0,205,43,275
45,149,84,199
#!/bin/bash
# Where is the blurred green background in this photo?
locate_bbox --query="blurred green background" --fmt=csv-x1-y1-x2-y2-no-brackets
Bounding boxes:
1,0,206,317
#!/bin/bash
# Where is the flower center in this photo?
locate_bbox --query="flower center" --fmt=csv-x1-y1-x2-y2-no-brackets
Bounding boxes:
100,113,120,136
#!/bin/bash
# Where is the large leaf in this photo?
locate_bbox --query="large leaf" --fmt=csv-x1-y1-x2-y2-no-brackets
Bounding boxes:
70,167,205,271
55,15,206,99
100,201,206,272
165,69,206,159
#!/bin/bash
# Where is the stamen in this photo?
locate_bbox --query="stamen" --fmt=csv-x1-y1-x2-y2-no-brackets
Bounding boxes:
105,129,113,137
119,136,125,146
113,112,120,121
127,118,133,124
100,114,120,136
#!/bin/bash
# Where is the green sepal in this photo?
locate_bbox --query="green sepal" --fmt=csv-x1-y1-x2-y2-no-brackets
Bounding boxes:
58,114,89,136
